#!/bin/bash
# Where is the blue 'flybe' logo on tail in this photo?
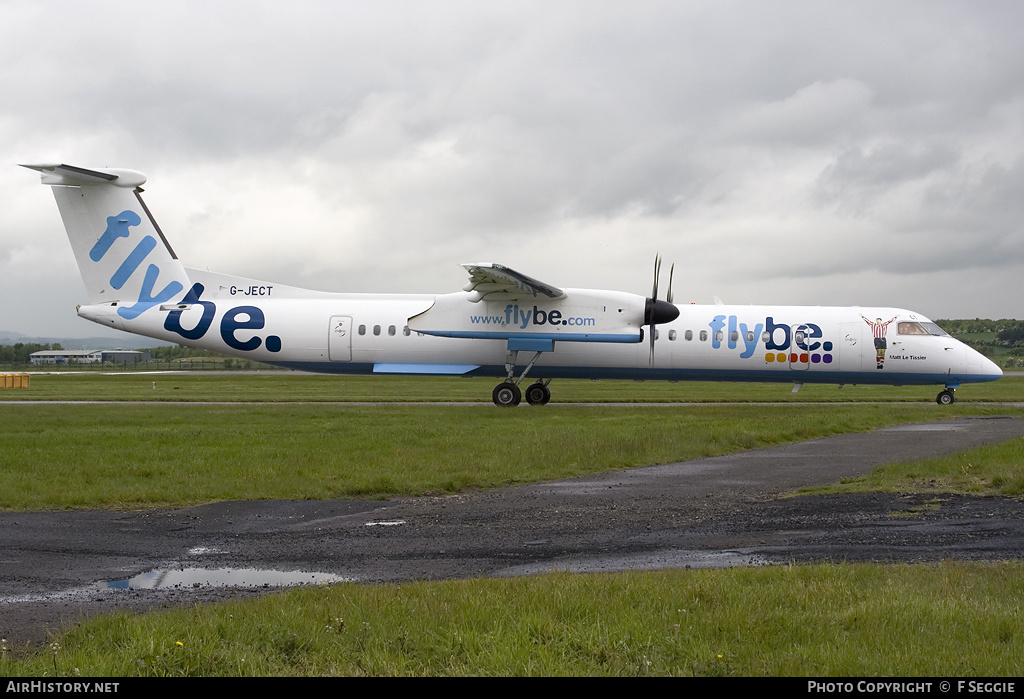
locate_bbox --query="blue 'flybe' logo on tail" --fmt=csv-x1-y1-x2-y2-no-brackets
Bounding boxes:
90,210,184,320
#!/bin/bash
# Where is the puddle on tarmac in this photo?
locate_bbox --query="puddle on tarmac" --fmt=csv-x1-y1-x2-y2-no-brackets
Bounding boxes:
0,567,352,604
881,423,968,432
498,549,771,576
105,567,352,590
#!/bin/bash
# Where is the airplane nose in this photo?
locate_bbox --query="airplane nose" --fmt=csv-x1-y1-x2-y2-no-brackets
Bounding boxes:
983,355,1003,379
968,347,1003,381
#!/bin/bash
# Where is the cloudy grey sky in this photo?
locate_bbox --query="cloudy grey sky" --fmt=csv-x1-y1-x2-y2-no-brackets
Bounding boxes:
3,0,1023,338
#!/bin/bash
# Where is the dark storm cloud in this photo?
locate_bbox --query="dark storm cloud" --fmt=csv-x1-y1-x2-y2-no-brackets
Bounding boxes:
3,1,1024,335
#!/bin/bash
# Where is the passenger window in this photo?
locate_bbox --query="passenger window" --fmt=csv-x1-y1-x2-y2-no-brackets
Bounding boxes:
388,325,396,336
730,331,739,342
373,325,381,336
700,330,708,341
358,324,366,335
746,331,755,342
715,331,724,342
668,330,677,341
685,330,693,341
403,325,411,336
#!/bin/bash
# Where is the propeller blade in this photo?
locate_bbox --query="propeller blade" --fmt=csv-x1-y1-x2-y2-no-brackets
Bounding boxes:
646,255,678,366
650,255,659,365
649,319,656,364
652,254,661,301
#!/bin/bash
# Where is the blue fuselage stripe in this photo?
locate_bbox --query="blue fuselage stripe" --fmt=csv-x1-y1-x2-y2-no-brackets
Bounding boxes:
269,361,999,386
418,330,640,343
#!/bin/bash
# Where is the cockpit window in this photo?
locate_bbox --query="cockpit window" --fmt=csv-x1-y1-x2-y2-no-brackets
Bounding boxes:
898,322,928,335
898,321,949,337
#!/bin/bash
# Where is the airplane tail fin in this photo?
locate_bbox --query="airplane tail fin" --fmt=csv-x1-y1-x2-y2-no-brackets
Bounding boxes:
22,164,191,320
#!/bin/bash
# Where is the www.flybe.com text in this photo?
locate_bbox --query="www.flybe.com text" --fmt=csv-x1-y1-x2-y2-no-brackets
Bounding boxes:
470,304,596,329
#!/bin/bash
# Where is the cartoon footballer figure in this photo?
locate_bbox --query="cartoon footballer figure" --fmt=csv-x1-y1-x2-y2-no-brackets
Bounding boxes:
861,314,898,369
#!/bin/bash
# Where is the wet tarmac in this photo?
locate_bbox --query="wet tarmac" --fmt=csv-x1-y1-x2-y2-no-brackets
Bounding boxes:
2,416,1023,646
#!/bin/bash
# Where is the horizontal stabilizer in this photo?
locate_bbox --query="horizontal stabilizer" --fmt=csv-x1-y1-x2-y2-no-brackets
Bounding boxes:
20,163,146,188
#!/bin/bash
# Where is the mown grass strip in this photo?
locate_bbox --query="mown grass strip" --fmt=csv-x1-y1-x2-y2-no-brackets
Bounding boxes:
1,403,1012,510
2,372,1021,403
798,436,1024,499
3,563,1022,676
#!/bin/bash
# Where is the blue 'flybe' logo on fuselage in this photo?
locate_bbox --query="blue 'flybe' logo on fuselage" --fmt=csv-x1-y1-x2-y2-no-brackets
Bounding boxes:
708,315,834,364
90,210,281,353
163,283,282,353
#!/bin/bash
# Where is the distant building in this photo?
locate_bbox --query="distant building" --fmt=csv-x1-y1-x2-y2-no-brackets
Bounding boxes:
100,351,151,364
30,350,102,365
29,350,151,365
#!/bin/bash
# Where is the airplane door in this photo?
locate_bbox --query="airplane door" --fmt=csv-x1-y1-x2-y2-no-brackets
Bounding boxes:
839,322,863,373
789,324,809,371
328,316,353,361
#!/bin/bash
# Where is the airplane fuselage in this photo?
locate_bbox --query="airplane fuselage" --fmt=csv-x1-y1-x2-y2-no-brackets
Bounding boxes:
78,278,997,389
25,162,1001,405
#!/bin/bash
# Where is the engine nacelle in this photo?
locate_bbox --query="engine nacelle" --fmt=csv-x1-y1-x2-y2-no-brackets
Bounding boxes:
409,289,654,343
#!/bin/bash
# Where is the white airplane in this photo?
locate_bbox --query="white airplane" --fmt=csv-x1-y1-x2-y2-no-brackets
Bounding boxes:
23,163,1002,406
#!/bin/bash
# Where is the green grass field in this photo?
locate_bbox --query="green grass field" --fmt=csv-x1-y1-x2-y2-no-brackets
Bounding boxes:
1,400,1019,510
2,370,1022,403
3,564,1023,676
1,373,1022,676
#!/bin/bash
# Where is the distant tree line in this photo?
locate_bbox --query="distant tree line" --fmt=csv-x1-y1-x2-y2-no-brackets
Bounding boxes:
936,319,1024,347
139,345,263,369
994,323,1024,347
0,342,63,365
141,345,228,361
934,319,1021,336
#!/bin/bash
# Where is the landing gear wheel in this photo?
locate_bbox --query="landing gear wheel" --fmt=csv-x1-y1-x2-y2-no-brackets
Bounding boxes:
525,382,551,406
492,382,522,407
936,389,956,405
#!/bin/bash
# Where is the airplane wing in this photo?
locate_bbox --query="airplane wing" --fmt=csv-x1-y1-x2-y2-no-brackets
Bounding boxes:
461,263,566,303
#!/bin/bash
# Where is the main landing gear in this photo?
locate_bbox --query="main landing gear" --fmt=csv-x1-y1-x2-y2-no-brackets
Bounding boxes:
492,380,551,407
936,388,957,405
524,381,552,405
492,348,551,407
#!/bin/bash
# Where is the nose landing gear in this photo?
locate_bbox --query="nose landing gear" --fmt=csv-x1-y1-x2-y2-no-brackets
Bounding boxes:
936,388,956,405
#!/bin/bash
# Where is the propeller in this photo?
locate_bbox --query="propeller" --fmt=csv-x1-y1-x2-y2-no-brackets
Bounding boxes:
645,254,679,364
